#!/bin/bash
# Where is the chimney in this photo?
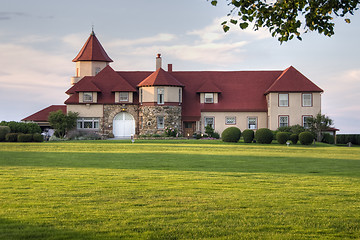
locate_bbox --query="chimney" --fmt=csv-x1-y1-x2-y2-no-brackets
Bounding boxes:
168,64,173,72
156,53,162,70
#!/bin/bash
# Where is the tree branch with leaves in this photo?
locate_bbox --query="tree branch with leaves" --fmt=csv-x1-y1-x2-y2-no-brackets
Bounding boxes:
209,0,359,43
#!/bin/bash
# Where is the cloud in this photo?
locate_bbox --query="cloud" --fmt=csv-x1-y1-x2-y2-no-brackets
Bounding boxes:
0,12,27,20
107,33,177,47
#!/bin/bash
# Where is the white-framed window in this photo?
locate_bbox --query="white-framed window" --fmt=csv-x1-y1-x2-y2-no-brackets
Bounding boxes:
157,88,164,104
83,92,93,102
248,117,257,129
179,88,182,104
119,92,129,102
303,115,312,129
77,117,99,129
157,116,164,129
279,116,289,127
204,117,214,128
225,116,236,125
204,93,214,103
279,93,289,107
302,93,312,107
140,88,143,104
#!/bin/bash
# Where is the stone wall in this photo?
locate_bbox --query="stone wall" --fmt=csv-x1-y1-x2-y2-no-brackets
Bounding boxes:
139,105,182,135
102,104,139,136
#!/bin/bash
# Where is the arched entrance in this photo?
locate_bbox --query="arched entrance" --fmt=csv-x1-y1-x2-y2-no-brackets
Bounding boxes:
113,112,135,138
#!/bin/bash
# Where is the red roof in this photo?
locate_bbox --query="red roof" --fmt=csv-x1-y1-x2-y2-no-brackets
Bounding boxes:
65,65,137,104
22,105,66,122
66,76,101,94
137,68,184,87
72,31,113,62
196,80,222,93
65,66,322,120
265,66,323,93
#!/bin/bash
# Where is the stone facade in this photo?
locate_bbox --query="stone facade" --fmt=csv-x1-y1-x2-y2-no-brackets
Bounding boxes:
139,105,182,135
102,104,139,136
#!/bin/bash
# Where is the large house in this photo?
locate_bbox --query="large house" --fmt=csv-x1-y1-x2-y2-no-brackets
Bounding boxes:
23,31,323,138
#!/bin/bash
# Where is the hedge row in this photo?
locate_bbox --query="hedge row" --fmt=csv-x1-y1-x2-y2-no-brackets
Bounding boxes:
336,134,360,145
0,121,41,134
3,133,44,142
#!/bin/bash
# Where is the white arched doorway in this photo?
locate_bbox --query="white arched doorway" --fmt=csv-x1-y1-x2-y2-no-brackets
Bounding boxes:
113,112,135,138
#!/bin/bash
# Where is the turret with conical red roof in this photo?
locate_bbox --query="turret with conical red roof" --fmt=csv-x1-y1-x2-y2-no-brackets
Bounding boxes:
70,31,113,85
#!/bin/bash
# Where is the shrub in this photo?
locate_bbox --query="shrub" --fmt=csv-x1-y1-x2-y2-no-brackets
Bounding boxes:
0,126,11,141
18,133,33,142
299,132,314,145
322,133,334,144
33,133,44,142
289,134,299,145
276,132,289,144
336,134,360,145
5,133,18,142
165,127,178,137
243,129,254,143
205,125,215,137
108,133,115,138
222,127,241,143
255,128,273,144
152,134,161,137
0,121,41,134
212,132,220,139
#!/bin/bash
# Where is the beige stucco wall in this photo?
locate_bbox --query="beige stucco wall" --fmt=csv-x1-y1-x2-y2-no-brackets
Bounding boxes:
200,93,218,104
200,111,268,135
267,92,321,130
114,92,133,103
67,104,103,117
76,61,109,78
140,86,182,103
79,92,98,103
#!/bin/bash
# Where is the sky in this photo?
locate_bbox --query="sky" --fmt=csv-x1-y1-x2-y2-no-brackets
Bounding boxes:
0,0,359,134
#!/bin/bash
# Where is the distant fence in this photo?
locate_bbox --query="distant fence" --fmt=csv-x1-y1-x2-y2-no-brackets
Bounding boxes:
336,134,360,145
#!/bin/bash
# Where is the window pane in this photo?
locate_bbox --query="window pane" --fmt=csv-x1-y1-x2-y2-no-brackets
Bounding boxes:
77,121,83,129
157,88,164,104
303,116,310,128
205,93,214,103
279,116,289,127
226,117,236,124
84,121,93,128
279,94,288,107
248,117,257,129
83,92,93,102
119,92,129,102
205,117,214,128
157,116,164,129
303,94,312,106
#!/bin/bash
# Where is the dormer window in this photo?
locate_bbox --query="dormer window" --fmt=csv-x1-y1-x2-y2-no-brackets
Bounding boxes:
205,93,214,103
83,92,93,102
119,92,129,102
157,88,164,104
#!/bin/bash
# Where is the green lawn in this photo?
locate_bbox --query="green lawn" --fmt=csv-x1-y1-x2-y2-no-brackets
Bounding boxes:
0,140,360,239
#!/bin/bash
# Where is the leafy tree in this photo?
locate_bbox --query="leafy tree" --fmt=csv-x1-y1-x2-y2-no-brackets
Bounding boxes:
48,110,78,138
209,0,359,43
306,113,333,141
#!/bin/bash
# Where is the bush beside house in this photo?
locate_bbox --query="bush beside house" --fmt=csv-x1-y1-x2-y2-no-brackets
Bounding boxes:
276,132,289,144
299,132,314,145
242,129,254,143
255,128,273,144
0,126,11,141
222,127,241,143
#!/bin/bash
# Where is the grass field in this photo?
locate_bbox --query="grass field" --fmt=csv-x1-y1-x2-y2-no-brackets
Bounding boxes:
0,140,360,239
